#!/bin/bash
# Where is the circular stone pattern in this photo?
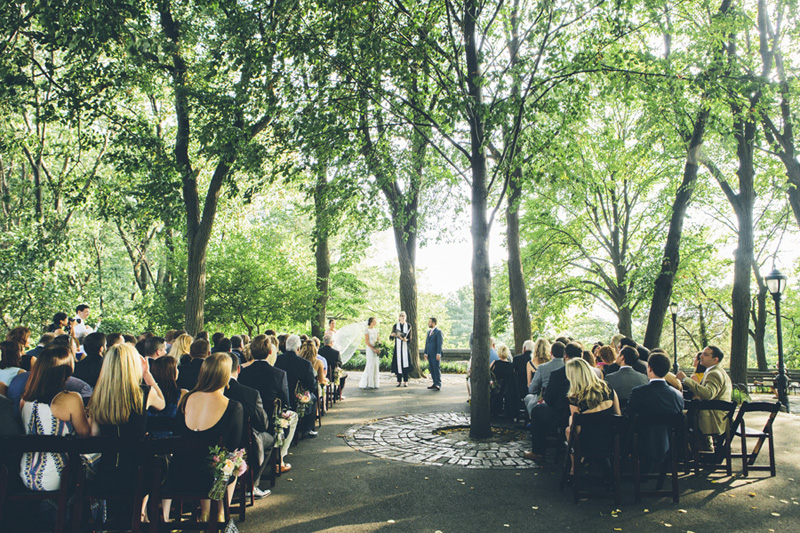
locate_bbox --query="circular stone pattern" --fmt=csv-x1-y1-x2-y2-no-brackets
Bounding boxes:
344,412,537,469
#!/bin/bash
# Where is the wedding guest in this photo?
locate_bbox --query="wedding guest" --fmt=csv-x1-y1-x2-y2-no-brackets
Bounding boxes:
582,349,604,379
106,333,124,347
300,339,327,388
231,335,246,364
0,341,25,393
513,339,535,398
597,345,618,376
275,335,318,438
20,346,91,491
177,338,210,391
164,353,244,522
6,326,32,353
147,356,186,438
168,333,193,364
23,333,55,370
47,312,70,335
72,332,106,388
526,337,552,387
319,334,346,399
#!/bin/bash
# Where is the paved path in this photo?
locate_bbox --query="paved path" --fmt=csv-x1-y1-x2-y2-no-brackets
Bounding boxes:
239,371,800,533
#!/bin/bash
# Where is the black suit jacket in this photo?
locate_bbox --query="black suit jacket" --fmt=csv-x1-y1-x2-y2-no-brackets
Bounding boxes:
543,366,570,424
625,380,684,460
238,360,289,432
225,379,269,444
318,345,341,374
274,351,316,409
73,353,104,389
176,358,205,391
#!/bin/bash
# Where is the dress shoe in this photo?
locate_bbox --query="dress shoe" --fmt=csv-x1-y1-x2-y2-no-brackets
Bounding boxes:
247,487,271,500
279,463,292,473
304,430,319,438
427,384,436,389
402,382,408,387
397,383,402,387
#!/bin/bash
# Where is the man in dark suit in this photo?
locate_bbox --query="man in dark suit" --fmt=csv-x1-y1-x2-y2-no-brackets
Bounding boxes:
318,334,346,399
176,338,210,391
524,342,579,462
274,334,318,438
512,340,534,405
73,332,106,389
231,335,246,365
225,354,273,499
625,352,684,466
423,317,444,390
605,346,649,403
239,335,295,473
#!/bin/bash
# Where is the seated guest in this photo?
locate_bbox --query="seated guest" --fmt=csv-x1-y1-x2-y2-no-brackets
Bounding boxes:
73,332,106,388
648,348,684,392
524,341,565,416
144,336,167,361
0,393,23,437
690,352,706,383
597,345,618,376
637,344,651,363
231,336,246,365
239,335,294,473
319,334,346,399
148,356,186,438
605,346,648,402
90,344,165,510
106,333,123,347
625,352,684,467
20,346,91,491
163,353,244,522
564,357,621,475
299,339,328,388
513,339,535,399
6,326,32,354
489,339,499,363
211,332,225,351
0,340,25,393
523,342,576,463
275,335,318,439
177,338,210,391
582,349,603,379
214,337,232,355
196,331,209,341
23,332,55,371
224,353,273,499
167,333,193,364
490,344,516,417
676,346,733,446
616,338,647,374
525,338,552,387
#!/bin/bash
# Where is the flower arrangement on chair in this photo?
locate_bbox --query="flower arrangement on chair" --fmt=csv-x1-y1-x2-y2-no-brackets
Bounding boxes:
208,446,248,500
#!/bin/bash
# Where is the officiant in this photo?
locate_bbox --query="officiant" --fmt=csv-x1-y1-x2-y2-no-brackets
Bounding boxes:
390,311,412,387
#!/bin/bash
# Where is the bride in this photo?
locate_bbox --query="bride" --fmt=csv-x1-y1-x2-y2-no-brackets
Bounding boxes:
359,317,381,389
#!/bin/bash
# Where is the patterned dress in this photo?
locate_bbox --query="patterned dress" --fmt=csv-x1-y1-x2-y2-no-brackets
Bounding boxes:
20,400,74,491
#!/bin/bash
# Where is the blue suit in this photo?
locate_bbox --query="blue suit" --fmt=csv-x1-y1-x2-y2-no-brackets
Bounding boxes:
625,380,684,462
424,328,444,387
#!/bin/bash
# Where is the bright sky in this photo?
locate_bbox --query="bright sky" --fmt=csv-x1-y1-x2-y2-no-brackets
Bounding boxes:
369,220,507,295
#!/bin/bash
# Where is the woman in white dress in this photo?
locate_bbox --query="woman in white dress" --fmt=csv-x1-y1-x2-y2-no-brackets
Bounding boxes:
359,317,381,389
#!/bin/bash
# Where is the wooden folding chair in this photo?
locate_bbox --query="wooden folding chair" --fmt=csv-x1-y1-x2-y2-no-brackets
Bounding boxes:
686,400,736,476
731,401,780,477
560,413,623,506
631,413,685,504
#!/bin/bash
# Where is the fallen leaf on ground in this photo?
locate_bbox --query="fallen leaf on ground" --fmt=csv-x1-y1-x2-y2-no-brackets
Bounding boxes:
532,506,538,510
387,520,395,523
678,510,687,514
643,509,649,513
771,513,780,517
780,499,789,504
748,492,756,497
664,524,672,528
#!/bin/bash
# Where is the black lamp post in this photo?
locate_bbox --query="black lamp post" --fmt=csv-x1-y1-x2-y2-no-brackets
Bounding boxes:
765,267,789,413
669,302,679,374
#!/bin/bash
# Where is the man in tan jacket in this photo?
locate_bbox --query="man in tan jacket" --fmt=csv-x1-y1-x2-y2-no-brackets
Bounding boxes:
677,346,733,443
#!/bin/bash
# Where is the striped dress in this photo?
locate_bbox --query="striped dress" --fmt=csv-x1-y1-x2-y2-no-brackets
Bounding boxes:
20,400,74,491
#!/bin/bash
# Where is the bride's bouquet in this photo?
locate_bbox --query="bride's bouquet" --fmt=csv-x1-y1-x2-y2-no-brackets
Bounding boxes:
208,446,247,500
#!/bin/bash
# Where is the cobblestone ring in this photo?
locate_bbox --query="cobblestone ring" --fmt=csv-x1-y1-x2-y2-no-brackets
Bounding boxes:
343,412,537,469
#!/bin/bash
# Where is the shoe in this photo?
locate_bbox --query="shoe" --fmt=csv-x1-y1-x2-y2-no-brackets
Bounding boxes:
304,430,319,438
403,382,408,387
397,383,402,387
523,452,545,463
279,463,292,473
247,487,271,500
433,386,440,391
338,395,346,400
427,384,436,389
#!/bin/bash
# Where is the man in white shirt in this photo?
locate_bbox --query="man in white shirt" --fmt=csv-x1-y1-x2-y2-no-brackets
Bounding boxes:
72,304,99,339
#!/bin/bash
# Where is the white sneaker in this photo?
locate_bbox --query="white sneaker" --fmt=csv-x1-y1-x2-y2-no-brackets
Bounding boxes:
247,487,271,500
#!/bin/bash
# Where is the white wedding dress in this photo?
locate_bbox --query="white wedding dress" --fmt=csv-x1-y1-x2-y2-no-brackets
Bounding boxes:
359,327,380,389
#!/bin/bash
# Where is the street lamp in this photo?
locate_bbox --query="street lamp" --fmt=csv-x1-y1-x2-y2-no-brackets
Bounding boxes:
765,267,789,413
669,302,679,374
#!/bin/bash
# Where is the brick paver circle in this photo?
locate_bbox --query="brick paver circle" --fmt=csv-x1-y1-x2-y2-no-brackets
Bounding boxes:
343,412,538,469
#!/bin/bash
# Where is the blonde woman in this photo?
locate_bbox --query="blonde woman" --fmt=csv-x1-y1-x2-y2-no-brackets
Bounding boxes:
165,353,244,522
167,333,193,364
89,344,164,519
300,339,327,387
526,337,552,386
564,358,620,476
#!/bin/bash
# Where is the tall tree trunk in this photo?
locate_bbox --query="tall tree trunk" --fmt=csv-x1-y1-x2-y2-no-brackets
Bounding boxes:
617,305,633,339
698,303,709,348
507,172,531,354
465,0,491,439
312,169,331,340
644,110,708,348
504,0,531,354
751,267,769,371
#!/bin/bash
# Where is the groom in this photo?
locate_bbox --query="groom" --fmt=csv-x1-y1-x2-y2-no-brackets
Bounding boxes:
424,317,444,391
